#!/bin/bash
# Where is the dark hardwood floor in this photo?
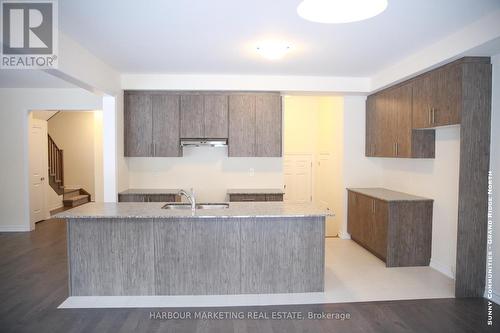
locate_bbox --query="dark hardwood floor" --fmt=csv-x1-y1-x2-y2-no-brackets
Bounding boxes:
0,219,498,333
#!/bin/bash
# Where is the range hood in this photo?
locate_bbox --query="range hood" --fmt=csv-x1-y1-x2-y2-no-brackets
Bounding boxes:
180,138,228,148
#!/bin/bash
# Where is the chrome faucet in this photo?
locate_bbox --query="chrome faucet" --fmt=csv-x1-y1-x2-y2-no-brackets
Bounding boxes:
178,188,196,211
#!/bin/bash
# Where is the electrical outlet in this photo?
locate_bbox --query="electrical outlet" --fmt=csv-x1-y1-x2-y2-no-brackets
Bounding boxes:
249,168,255,176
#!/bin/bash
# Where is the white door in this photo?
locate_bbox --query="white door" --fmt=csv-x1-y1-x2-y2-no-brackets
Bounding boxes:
316,152,339,237
29,118,48,226
284,154,312,203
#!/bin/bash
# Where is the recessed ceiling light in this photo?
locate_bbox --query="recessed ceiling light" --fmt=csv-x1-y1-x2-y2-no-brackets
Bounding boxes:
297,0,388,24
256,41,291,60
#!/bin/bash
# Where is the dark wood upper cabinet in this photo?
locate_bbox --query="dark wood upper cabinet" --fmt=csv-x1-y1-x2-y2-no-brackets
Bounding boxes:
413,64,462,128
180,94,229,139
229,93,282,157
255,94,282,157
366,83,434,158
365,95,376,156
180,95,204,138
204,95,228,138
124,93,153,157
125,92,180,157
125,91,281,158
153,94,181,157
228,95,255,157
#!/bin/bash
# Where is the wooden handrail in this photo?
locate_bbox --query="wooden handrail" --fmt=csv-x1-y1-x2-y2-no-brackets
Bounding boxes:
48,134,64,192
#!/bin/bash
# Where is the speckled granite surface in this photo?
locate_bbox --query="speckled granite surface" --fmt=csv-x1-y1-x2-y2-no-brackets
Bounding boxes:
226,188,285,194
347,188,433,202
55,202,332,219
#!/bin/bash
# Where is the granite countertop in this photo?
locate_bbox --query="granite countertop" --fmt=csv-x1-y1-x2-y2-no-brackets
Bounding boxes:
227,188,285,194
119,188,181,195
54,202,332,219
347,188,433,202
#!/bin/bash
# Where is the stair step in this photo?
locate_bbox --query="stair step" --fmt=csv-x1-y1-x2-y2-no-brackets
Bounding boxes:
63,195,90,208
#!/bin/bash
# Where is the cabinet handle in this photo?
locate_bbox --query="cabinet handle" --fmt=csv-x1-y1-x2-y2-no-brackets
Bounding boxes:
432,108,436,124
428,108,432,125
395,142,399,156
153,143,156,156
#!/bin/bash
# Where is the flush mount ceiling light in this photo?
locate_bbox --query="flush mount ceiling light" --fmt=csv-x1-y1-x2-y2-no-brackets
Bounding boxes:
297,0,388,24
256,41,291,60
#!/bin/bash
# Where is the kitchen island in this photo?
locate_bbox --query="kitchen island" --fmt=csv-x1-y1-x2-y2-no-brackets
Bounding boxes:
56,202,330,296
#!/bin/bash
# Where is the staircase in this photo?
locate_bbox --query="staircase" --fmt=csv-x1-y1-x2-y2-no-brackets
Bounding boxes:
48,134,91,208
63,188,91,208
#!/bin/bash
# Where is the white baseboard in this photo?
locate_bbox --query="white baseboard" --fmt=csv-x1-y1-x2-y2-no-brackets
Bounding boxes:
429,258,455,279
338,231,351,240
0,225,31,232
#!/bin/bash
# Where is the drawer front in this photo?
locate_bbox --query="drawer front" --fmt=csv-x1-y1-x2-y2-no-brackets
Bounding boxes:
229,194,267,202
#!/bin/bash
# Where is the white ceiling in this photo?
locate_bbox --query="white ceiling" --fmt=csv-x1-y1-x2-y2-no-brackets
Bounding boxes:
59,0,500,76
0,70,76,88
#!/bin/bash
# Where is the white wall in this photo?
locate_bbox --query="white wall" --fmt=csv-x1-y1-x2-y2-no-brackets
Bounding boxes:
127,149,282,202
489,54,500,303
283,95,344,236
114,91,129,195
340,96,460,278
48,111,103,201
341,96,385,238
0,88,102,231
377,128,460,278
121,74,370,93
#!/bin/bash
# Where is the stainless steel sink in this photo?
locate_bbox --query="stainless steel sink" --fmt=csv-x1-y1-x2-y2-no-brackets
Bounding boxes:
196,203,229,210
162,203,229,210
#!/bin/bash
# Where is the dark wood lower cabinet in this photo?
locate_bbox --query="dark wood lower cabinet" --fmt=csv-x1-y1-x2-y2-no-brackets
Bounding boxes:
118,193,180,202
228,193,284,202
347,188,433,267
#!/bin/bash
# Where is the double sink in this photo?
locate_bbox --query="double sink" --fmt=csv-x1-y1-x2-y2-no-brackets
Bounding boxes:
162,203,229,210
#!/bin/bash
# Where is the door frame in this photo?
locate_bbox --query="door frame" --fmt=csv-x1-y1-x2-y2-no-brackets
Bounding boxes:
28,117,49,227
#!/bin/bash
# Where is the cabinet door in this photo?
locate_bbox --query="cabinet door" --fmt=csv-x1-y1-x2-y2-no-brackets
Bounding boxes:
358,194,375,246
255,94,282,157
180,95,204,138
375,91,397,157
124,94,152,157
152,94,181,157
433,65,461,126
204,95,228,138
412,73,434,128
393,84,413,158
228,95,255,157
347,191,359,238
365,96,376,157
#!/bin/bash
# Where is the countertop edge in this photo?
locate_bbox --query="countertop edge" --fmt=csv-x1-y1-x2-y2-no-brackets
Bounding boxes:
347,188,433,202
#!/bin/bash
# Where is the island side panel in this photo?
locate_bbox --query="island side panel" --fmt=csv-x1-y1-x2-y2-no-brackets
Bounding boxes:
68,218,155,296
240,216,325,293
154,218,241,295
